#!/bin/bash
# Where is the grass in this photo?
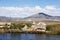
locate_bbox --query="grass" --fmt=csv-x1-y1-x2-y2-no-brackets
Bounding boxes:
46,22,60,35
45,22,60,25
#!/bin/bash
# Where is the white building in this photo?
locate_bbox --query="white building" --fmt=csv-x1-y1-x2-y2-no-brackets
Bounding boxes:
31,22,46,31
22,25,28,31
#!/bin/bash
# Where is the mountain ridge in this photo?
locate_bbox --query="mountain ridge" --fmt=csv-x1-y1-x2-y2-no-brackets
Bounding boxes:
0,16,21,21
0,13,60,22
20,13,60,22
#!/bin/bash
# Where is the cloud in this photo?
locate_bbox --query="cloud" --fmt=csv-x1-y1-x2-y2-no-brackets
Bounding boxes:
0,5,60,18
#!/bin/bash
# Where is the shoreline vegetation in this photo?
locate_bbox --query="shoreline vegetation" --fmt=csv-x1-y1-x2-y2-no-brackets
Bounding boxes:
0,29,46,34
46,24,60,35
0,22,60,35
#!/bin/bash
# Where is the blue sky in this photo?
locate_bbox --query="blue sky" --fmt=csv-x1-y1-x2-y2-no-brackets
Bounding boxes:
0,0,60,7
0,0,60,18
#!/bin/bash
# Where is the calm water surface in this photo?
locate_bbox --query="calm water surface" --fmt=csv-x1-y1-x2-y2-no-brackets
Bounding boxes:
0,33,60,40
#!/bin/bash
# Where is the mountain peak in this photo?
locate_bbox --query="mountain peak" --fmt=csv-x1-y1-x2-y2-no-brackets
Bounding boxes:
27,12,52,18
38,13,45,14
38,13,52,17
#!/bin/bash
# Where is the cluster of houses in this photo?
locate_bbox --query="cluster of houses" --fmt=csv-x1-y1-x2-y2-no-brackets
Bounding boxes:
0,22,11,28
0,22,46,32
22,22,46,32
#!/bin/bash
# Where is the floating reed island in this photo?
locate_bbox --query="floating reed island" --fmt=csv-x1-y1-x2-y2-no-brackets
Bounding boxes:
0,21,60,35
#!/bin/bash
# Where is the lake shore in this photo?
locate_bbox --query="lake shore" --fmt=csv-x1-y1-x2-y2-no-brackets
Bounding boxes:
0,29,46,34
0,29,60,35
0,22,60,35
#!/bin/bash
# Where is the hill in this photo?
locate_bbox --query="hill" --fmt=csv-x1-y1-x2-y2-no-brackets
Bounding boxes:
0,16,21,22
20,13,60,22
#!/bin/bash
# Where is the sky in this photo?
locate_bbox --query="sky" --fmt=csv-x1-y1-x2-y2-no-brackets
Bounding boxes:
0,0,60,18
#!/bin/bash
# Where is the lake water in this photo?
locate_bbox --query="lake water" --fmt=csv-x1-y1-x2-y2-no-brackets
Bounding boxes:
0,33,60,40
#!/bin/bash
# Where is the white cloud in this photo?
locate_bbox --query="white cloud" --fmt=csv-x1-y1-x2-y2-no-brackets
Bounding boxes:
0,6,60,18
45,6,56,10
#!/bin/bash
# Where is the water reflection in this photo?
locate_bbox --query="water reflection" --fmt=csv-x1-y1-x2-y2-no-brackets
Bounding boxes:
35,34,46,40
0,33,60,40
21,34,35,40
10,33,21,40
